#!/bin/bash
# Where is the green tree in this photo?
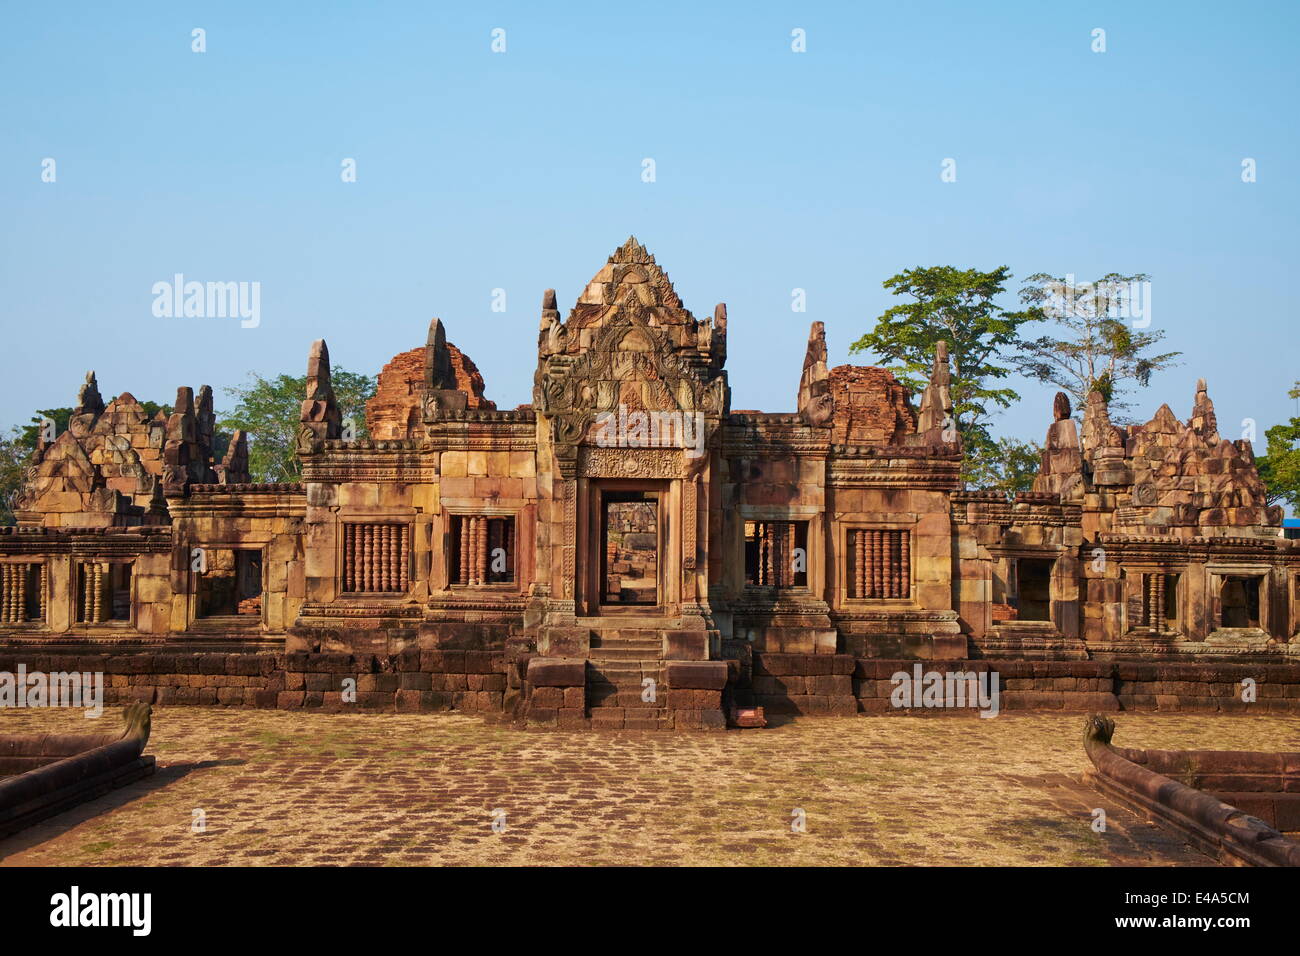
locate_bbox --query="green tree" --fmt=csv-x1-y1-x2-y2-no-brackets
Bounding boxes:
0,427,32,526
1258,381,1300,512
965,436,1043,496
219,368,376,482
850,265,1037,482
1015,273,1181,418
19,408,72,450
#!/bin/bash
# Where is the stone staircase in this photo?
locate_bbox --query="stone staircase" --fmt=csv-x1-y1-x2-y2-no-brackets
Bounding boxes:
580,618,675,729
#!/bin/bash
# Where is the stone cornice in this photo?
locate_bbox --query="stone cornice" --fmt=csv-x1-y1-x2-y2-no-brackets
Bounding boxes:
829,457,961,490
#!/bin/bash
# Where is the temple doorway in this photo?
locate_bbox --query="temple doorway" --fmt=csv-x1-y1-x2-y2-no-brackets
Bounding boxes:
197,548,264,619
601,491,659,607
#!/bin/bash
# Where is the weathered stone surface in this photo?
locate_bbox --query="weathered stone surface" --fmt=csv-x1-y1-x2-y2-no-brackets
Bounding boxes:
526,658,587,687
665,661,727,690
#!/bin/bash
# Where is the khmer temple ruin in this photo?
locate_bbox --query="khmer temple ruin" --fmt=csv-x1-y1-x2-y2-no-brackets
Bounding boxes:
2,238,1297,729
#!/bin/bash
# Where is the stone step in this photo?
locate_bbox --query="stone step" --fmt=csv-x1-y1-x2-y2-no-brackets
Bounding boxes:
587,694,668,710
589,659,663,672
589,648,660,662
588,672,665,687
577,616,682,630
590,635,661,649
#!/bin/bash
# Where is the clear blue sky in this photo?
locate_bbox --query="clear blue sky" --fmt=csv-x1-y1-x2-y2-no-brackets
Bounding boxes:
2,1,1297,449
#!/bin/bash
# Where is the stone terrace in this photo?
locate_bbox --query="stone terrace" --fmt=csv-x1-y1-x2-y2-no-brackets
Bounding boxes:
4,709,1296,866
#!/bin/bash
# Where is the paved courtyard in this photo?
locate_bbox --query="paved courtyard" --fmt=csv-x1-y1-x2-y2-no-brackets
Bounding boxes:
3,708,1296,866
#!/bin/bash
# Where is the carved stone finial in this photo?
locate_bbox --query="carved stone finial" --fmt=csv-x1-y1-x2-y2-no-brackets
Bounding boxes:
218,430,250,484
916,340,955,440
424,319,456,390
306,339,334,399
1190,376,1219,443
710,303,728,370
1033,391,1083,499
1053,391,1072,422
75,370,105,417
298,338,342,453
797,321,832,427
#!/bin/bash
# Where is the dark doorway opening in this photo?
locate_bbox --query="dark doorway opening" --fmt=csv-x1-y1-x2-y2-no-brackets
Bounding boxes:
601,492,658,606
198,549,263,618
1220,575,1261,628
1014,558,1054,622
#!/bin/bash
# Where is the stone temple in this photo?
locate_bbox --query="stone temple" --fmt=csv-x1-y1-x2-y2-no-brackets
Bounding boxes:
1,238,1297,727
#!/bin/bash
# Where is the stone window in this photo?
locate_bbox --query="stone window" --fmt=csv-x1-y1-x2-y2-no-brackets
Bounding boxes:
1220,575,1261,628
1012,557,1053,622
0,562,46,623
450,515,515,586
75,561,132,623
1129,572,1180,631
342,523,410,593
744,521,808,588
847,529,911,599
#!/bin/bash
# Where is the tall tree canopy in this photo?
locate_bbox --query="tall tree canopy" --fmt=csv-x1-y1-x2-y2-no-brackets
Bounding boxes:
0,427,29,526
219,368,376,482
965,436,1043,497
1258,381,1300,512
1014,272,1180,418
850,264,1037,482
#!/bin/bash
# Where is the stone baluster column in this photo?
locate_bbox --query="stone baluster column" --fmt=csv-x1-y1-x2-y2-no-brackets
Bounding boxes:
14,563,27,622
899,532,910,599
398,526,409,591
388,524,398,590
869,531,882,598
882,531,895,598
854,530,866,599
475,516,488,586
343,525,355,592
464,517,474,586
1,564,13,622
90,562,105,623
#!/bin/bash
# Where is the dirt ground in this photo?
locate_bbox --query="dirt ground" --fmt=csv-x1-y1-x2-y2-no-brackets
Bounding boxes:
2,708,1296,866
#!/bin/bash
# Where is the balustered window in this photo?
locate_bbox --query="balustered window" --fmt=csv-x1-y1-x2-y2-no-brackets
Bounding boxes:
0,562,46,623
342,523,410,593
1127,571,1181,631
744,521,808,588
847,529,911,600
450,515,515,586
76,561,132,623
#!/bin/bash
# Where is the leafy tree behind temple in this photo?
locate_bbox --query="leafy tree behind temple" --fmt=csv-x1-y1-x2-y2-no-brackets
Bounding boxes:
220,368,376,482
1258,381,1300,513
19,408,71,450
1015,273,1181,419
0,428,29,526
850,265,1038,484
965,436,1043,496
